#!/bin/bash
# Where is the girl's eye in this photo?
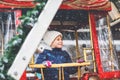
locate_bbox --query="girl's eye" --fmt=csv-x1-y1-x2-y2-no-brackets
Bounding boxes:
56,36,62,41
57,38,60,41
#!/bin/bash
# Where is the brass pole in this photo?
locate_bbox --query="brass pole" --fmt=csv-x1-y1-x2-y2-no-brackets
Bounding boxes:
30,56,34,64
83,48,87,61
75,30,80,59
106,14,114,70
58,67,61,80
77,66,81,80
40,68,44,80
62,67,64,80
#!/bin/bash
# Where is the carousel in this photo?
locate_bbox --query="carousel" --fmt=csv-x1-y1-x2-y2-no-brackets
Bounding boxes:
0,0,120,80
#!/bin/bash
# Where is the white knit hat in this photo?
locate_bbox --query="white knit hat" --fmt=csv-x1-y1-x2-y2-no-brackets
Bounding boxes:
43,31,62,46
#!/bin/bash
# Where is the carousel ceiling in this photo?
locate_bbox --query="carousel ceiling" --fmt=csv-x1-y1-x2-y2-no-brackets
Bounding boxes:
50,10,89,30
0,0,111,11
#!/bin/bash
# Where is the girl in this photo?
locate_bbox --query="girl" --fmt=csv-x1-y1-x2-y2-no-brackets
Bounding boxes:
36,30,77,80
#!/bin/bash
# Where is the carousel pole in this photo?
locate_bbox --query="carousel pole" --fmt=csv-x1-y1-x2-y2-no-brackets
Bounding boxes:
74,30,81,80
75,30,80,59
88,12,96,73
89,11,103,76
106,14,115,71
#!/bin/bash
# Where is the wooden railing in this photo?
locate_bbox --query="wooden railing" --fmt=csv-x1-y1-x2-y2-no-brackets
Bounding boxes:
29,62,90,80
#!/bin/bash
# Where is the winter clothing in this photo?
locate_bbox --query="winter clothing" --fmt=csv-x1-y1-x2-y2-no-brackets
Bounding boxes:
43,31,62,46
37,41,52,53
36,48,77,80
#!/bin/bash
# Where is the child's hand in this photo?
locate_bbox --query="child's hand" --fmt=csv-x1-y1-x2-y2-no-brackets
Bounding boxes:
76,59,85,63
42,60,52,68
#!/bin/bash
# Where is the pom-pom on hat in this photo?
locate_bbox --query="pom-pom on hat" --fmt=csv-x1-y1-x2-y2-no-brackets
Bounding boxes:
43,31,62,46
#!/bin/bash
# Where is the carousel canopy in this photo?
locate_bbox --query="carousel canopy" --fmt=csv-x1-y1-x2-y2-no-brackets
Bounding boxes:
60,0,111,11
0,0,35,8
0,0,111,11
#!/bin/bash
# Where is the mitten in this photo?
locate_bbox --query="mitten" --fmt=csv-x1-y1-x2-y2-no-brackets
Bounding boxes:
42,60,52,68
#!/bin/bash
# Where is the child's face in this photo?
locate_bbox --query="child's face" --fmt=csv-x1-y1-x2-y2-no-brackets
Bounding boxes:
50,35,63,48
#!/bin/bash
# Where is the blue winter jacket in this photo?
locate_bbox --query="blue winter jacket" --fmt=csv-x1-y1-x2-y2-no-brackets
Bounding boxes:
36,48,77,80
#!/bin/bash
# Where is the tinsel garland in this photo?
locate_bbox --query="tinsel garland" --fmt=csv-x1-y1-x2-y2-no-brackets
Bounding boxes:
0,0,47,79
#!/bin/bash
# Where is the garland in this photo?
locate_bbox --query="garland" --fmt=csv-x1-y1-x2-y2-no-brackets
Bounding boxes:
0,0,47,79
